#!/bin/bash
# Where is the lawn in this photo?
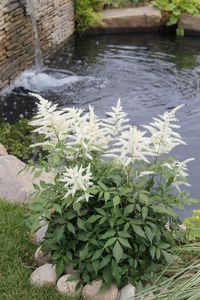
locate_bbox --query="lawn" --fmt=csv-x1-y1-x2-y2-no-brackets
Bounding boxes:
0,199,73,300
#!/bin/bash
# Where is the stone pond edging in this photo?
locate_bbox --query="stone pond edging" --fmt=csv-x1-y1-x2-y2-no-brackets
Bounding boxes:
88,5,200,36
0,144,52,203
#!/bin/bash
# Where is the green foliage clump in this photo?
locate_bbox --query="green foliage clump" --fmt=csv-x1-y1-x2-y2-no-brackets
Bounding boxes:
152,0,200,35
75,0,105,33
26,95,194,289
184,210,200,241
0,119,42,162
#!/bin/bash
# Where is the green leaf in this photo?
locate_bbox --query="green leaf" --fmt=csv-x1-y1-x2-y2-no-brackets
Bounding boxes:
67,222,75,235
124,204,134,215
104,192,110,202
91,249,103,261
132,224,146,239
113,195,120,207
100,230,116,240
118,237,132,248
100,255,111,269
77,218,87,231
142,207,148,220
150,245,156,259
87,215,101,223
104,237,117,248
52,203,62,215
156,247,161,260
144,226,154,243
95,208,106,215
113,241,123,263
79,243,89,260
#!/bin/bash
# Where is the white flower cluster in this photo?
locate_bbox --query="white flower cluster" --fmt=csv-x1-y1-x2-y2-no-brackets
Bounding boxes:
30,93,194,200
60,165,93,202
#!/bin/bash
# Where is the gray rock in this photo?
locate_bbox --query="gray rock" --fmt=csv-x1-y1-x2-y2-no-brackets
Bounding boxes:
82,279,118,300
34,246,51,266
30,264,57,287
0,155,53,203
56,274,82,297
89,5,161,34
179,13,200,36
34,224,48,245
118,284,136,300
0,144,7,156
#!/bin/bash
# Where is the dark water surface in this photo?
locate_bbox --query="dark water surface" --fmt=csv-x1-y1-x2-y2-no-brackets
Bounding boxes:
1,33,200,217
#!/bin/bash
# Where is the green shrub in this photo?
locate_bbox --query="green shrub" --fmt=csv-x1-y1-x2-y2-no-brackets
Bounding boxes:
184,210,200,241
152,0,200,35
75,0,105,33
27,94,194,289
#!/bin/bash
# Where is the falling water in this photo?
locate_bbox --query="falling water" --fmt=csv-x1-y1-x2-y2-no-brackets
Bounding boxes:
26,0,42,72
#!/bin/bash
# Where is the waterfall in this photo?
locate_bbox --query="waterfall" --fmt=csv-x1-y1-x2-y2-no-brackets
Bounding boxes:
26,0,42,72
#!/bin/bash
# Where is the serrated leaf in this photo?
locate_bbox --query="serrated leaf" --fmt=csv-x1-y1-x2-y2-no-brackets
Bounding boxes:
113,195,120,207
100,255,111,269
91,249,103,261
113,241,123,263
132,224,146,239
118,237,132,248
142,206,148,220
144,226,154,243
52,203,62,215
150,245,156,259
104,237,117,248
77,218,87,231
87,215,101,223
124,204,134,215
67,222,75,235
100,230,116,240
79,243,89,260
104,192,110,202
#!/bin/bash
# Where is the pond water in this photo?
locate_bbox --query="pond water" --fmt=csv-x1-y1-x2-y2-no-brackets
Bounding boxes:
1,33,200,217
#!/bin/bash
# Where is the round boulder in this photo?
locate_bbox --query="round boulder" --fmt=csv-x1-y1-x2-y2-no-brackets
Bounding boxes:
30,264,57,287
56,274,82,297
82,279,118,300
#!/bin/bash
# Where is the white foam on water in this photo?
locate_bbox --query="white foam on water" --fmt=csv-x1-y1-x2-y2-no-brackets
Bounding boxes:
1,68,107,96
14,69,85,91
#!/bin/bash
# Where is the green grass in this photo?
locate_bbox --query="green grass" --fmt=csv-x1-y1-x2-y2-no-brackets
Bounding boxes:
0,200,74,300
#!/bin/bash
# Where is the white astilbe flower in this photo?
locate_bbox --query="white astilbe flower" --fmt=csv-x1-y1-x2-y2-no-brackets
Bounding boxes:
70,106,110,159
108,126,154,166
29,93,68,147
162,158,194,191
60,165,93,202
103,99,130,137
143,105,185,156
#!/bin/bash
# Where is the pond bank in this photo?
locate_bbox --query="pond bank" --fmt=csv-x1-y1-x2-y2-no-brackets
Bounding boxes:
88,5,200,36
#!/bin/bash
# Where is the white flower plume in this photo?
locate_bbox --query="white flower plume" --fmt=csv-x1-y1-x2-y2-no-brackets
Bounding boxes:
29,93,68,147
103,98,130,137
109,126,154,166
60,165,93,202
162,158,194,191
70,105,110,160
143,105,185,156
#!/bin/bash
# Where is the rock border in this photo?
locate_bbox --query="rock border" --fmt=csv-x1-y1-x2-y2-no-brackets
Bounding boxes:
87,5,200,36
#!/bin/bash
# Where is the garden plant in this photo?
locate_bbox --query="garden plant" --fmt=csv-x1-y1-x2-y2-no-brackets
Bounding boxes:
26,93,196,292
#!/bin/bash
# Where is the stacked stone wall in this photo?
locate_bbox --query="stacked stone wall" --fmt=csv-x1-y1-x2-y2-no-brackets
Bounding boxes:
0,0,74,90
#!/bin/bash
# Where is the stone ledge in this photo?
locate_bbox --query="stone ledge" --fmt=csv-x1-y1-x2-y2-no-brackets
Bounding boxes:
179,13,200,36
88,5,162,34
